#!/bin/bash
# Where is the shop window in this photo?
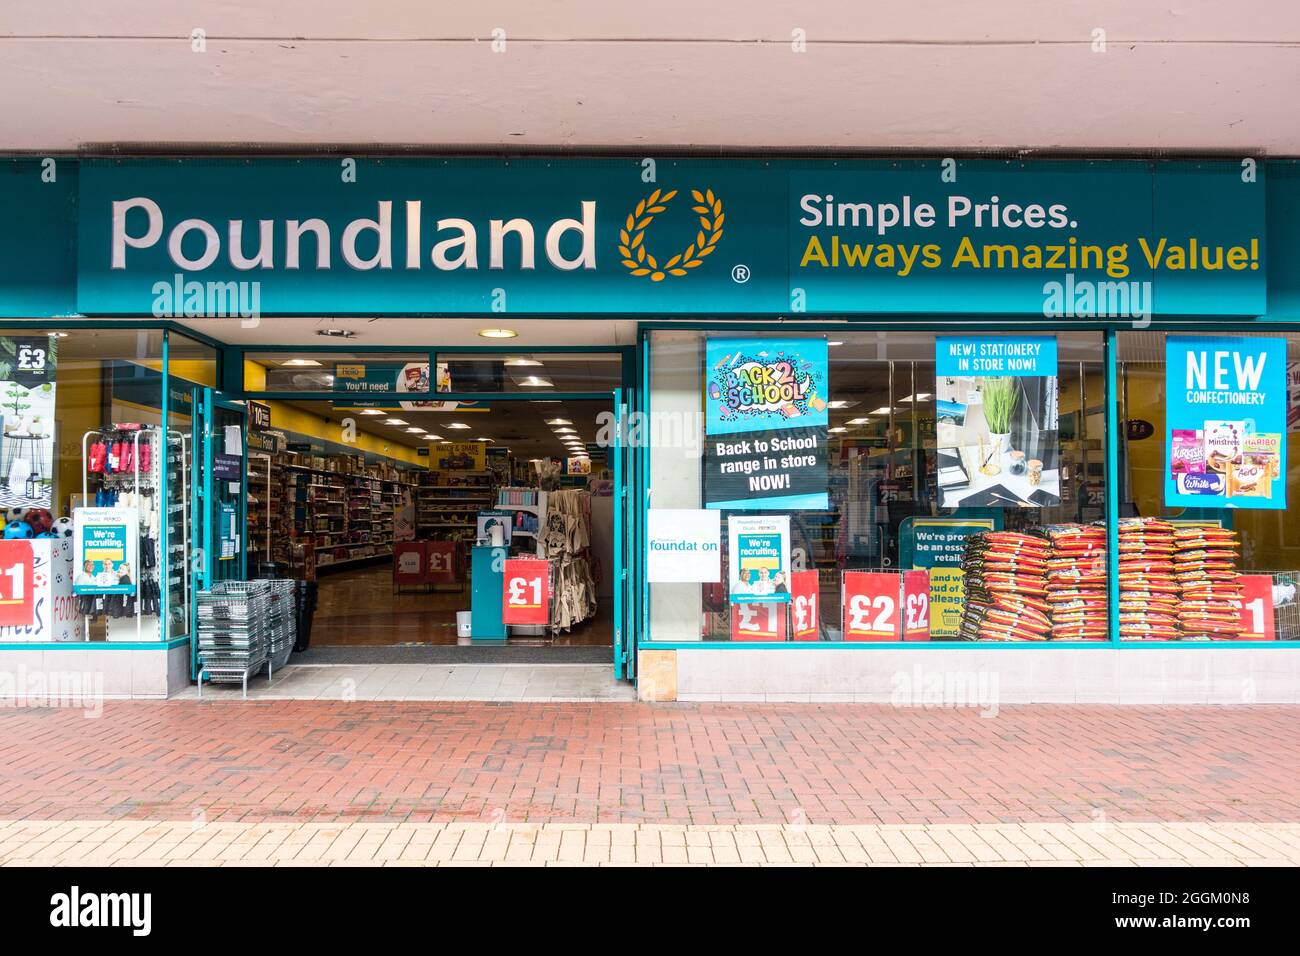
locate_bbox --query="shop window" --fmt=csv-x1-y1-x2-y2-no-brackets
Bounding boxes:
0,328,169,643
647,329,1107,643
1117,331,1299,642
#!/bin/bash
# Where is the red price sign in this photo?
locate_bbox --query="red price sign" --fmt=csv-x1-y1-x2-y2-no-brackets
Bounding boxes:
730,602,787,641
392,542,427,585
427,541,457,584
789,570,820,641
842,571,901,641
0,541,35,627
901,570,931,641
1238,574,1276,641
502,558,549,625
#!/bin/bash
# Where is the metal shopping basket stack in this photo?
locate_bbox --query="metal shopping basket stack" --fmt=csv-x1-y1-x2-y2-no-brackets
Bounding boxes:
265,579,297,672
197,580,272,699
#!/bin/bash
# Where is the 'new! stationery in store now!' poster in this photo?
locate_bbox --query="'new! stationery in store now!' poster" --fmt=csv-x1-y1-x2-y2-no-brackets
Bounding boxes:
704,337,829,510
1165,336,1286,510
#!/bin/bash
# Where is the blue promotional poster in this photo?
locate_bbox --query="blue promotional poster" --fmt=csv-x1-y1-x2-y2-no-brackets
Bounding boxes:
727,515,791,604
1165,336,1287,510
934,336,1060,509
72,507,138,596
703,337,829,510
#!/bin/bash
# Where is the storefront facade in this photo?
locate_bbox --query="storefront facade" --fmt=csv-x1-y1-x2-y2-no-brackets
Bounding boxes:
2,155,1298,700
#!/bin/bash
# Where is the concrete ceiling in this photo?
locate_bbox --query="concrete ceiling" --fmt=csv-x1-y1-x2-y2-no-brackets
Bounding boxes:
3,1,1298,154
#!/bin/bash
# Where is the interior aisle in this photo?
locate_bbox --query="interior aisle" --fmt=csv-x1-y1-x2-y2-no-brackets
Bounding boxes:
310,561,614,647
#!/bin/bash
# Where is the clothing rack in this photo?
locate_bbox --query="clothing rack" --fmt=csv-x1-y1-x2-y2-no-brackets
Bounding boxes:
80,426,164,642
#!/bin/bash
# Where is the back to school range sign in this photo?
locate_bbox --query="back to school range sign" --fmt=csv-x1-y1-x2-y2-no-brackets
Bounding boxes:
704,338,829,510
1166,336,1287,509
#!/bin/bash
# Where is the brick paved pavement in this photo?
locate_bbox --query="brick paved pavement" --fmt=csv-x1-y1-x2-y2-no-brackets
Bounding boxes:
0,702,1296,826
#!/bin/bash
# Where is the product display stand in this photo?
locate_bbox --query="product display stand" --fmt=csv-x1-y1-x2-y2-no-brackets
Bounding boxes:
537,488,597,634
80,426,164,642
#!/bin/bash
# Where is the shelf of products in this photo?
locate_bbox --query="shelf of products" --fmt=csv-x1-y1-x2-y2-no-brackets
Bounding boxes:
245,449,418,578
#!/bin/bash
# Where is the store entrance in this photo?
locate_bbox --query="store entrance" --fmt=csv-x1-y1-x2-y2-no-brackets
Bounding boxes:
244,396,619,658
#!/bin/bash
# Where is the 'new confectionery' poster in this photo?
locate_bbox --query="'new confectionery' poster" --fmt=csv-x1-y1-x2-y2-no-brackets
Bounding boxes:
704,337,829,510
1165,336,1286,510
935,336,1060,509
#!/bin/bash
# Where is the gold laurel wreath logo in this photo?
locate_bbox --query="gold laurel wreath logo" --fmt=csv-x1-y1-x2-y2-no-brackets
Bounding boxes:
619,188,724,281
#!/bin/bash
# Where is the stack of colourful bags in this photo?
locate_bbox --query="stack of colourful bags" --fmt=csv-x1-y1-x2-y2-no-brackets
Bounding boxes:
958,531,1052,641
1117,517,1181,640
1043,524,1109,641
1173,525,1244,640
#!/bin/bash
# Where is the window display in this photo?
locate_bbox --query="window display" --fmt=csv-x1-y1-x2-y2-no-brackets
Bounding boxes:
648,329,1107,643
1118,330,1300,641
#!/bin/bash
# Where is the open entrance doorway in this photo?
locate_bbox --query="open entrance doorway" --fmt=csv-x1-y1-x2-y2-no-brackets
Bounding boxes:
236,359,631,670
247,397,615,649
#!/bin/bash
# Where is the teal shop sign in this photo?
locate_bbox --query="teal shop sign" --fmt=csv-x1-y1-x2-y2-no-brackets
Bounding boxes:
74,158,1265,316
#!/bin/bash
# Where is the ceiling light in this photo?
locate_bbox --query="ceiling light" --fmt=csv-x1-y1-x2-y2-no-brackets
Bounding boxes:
284,359,322,367
846,417,872,425
829,427,848,434
478,328,517,339
358,409,385,416
898,393,934,403
828,340,844,346
517,376,554,387
475,437,495,442
425,434,444,441
446,422,471,429
384,418,407,425
405,427,426,434
49,332,69,338
553,427,576,434
504,357,543,367
828,400,858,409
545,419,573,426
869,407,893,416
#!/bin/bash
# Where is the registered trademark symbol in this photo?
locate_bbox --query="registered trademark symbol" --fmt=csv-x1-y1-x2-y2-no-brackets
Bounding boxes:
731,264,751,283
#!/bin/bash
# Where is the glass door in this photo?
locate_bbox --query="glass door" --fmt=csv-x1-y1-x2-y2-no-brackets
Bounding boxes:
188,388,248,677
612,387,639,680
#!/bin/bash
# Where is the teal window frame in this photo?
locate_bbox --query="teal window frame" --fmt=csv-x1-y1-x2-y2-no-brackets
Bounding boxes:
635,318,1300,650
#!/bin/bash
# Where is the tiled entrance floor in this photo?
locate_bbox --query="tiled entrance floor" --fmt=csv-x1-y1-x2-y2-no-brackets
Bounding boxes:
176,663,637,702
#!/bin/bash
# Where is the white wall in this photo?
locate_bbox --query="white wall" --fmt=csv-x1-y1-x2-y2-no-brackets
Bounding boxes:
1,2,1297,151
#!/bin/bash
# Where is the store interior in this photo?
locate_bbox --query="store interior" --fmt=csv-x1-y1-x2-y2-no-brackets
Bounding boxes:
241,364,618,648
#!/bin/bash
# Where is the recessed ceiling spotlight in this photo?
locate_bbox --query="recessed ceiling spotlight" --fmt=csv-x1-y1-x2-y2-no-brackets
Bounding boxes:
478,328,517,339
384,418,408,425
546,419,573,426
425,434,444,441
284,359,323,367
446,422,471,429
554,427,577,434
358,409,385,416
